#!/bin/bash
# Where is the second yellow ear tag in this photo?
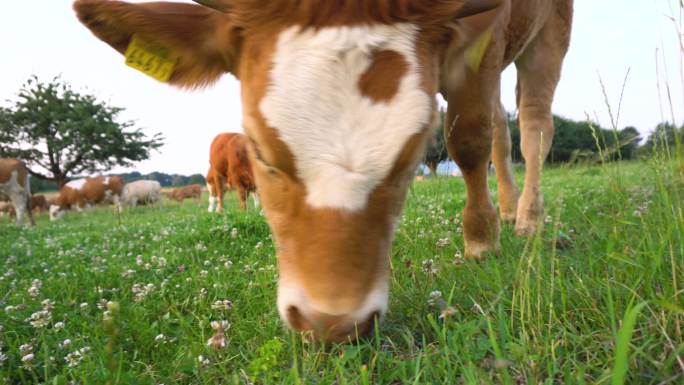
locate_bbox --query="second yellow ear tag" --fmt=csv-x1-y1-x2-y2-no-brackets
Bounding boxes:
124,34,177,82
465,29,493,73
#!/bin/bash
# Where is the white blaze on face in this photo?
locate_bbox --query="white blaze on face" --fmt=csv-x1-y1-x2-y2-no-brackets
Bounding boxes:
260,24,432,211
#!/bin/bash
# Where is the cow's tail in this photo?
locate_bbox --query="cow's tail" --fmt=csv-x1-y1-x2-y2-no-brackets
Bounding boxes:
25,173,35,226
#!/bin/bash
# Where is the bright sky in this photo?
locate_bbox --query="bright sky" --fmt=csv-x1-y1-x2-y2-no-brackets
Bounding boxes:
1,1,682,175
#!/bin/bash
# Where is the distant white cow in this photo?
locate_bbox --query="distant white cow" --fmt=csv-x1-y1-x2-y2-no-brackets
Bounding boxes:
0,158,35,227
122,180,161,207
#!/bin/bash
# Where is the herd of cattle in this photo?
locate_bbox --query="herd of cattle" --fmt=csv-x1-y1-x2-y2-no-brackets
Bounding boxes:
0,133,256,226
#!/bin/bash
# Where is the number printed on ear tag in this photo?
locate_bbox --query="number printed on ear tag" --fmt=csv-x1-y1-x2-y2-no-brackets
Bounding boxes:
124,34,178,82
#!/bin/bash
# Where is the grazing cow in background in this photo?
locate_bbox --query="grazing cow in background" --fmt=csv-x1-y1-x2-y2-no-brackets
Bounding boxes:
0,158,35,226
122,180,162,207
50,176,124,220
165,184,202,203
7,195,49,219
208,132,257,212
30,195,49,213
207,132,237,213
75,0,573,341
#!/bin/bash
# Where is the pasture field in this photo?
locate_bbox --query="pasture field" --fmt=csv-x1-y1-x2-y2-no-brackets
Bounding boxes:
0,160,682,384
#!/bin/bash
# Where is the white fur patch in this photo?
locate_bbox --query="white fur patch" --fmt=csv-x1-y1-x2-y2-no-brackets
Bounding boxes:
66,178,87,190
277,274,388,328
260,24,432,211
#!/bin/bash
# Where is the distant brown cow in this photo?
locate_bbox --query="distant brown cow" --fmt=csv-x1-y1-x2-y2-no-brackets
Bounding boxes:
50,176,124,220
207,133,257,212
0,158,35,226
166,184,202,203
6,195,49,219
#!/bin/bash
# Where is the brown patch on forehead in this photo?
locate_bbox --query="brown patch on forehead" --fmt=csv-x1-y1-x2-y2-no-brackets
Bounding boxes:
358,50,408,103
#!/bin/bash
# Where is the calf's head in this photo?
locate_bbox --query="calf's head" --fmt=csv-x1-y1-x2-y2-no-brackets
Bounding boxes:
74,0,501,342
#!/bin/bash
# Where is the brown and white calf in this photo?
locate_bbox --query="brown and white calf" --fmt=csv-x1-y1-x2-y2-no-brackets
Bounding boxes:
0,158,35,227
75,0,573,341
50,176,124,220
207,132,257,212
165,184,202,203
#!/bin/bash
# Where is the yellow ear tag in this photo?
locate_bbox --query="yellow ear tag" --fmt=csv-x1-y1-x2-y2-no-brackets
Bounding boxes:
124,34,178,82
465,29,493,73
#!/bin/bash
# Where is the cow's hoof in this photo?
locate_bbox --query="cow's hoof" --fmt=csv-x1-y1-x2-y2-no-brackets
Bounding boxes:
500,210,517,224
514,220,540,236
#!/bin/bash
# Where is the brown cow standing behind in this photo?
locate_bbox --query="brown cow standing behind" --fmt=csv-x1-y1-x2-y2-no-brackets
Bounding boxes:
50,176,124,220
6,195,49,220
0,158,35,226
207,133,257,212
165,184,202,203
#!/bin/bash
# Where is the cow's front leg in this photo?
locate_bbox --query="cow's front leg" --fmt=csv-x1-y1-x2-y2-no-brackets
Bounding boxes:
444,103,500,260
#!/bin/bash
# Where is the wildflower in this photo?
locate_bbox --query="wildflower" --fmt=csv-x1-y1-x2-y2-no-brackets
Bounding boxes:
421,259,438,275
211,300,233,311
207,320,230,350
41,299,55,311
154,334,167,343
230,228,238,238
224,261,233,269
21,353,34,365
436,238,450,248
136,255,144,266
54,321,65,330
157,257,167,267
27,286,40,298
255,241,263,249
0,352,7,365
198,355,210,366
453,250,465,265
122,269,136,278
19,344,33,355
26,310,52,328
60,339,72,349
79,302,89,309
427,291,443,307
200,270,209,278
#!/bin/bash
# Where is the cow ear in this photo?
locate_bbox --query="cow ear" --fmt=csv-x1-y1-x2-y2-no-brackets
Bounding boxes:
74,0,241,88
453,0,503,42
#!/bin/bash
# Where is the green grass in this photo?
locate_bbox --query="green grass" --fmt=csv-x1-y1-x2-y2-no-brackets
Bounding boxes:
0,160,682,384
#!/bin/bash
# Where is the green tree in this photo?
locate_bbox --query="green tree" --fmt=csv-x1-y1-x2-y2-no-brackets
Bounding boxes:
424,108,448,176
0,76,164,187
641,122,684,156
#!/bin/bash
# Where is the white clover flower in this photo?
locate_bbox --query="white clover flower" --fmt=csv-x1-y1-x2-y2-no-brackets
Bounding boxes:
154,334,167,343
200,270,208,278
60,339,72,349
224,261,233,269
157,257,167,267
421,259,438,275
198,355,210,366
211,300,233,311
230,228,238,238
21,353,34,364
436,238,450,248
54,321,65,330
41,299,55,311
19,344,33,355
27,286,40,298
27,310,52,328
80,302,89,309
428,291,443,307
0,352,7,365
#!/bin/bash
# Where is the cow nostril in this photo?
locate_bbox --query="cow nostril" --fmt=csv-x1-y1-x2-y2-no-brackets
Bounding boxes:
286,305,312,331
